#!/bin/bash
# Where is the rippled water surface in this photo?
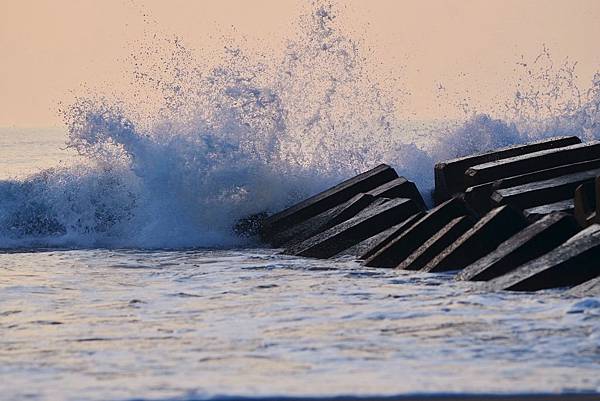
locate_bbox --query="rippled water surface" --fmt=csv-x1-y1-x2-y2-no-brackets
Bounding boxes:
2,249,600,401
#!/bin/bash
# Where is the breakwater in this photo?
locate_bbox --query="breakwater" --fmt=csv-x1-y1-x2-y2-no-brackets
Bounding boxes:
254,136,600,296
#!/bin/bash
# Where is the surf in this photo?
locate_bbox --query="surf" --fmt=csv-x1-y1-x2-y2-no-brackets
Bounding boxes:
1,4,600,250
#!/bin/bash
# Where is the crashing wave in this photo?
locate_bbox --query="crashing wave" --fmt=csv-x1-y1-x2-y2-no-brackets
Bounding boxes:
1,4,600,249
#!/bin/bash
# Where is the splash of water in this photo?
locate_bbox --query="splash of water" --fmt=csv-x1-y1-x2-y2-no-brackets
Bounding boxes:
1,4,600,249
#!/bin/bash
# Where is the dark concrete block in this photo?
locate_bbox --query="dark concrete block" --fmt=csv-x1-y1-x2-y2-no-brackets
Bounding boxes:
363,196,473,268
269,193,376,247
490,168,600,210
367,177,426,209
568,277,600,297
261,164,398,240
595,175,600,224
282,197,389,255
337,211,426,258
465,141,600,187
523,199,574,222
433,136,580,203
457,212,580,281
286,197,421,259
484,224,600,292
464,183,496,216
397,215,475,271
574,181,596,228
493,158,600,190
463,158,600,217
421,205,528,273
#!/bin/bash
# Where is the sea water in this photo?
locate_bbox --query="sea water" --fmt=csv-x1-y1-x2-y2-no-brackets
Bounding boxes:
2,4,600,400
2,128,600,400
1,247,600,401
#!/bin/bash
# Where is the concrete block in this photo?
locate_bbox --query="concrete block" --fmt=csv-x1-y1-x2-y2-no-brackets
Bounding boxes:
367,177,426,209
493,158,600,190
286,197,421,259
457,212,580,281
490,168,600,210
464,183,496,216
421,205,528,273
484,224,600,292
523,200,574,222
433,136,580,202
568,277,600,297
465,141,600,187
574,182,596,228
397,215,475,271
363,196,473,268
261,164,398,241
337,212,426,258
463,158,600,217
269,193,376,247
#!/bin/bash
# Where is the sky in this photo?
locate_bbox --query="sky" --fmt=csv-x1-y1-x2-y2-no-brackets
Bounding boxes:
2,0,600,127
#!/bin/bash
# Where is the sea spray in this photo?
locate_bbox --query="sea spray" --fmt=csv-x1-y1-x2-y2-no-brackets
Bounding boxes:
2,4,600,249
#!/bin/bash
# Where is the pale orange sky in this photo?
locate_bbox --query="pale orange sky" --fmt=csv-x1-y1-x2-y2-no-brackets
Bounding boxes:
2,0,600,127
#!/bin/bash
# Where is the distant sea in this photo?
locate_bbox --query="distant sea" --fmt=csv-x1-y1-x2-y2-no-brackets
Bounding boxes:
0,127,75,180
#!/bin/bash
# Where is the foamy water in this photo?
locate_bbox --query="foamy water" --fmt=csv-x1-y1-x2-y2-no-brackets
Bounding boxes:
2,3,600,400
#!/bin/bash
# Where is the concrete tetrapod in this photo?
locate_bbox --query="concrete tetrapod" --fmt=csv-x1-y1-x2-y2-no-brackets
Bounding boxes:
421,206,528,273
456,213,580,281
337,212,426,258
268,193,377,247
484,224,600,292
465,141,600,188
464,157,600,216
490,168,600,211
261,164,398,241
522,200,574,222
364,196,473,268
286,197,421,259
397,216,476,271
433,136,580,203
366,177,426,209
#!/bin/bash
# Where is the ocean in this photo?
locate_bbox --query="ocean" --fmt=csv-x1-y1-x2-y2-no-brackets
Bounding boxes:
2,4,600,400
1,126,600,401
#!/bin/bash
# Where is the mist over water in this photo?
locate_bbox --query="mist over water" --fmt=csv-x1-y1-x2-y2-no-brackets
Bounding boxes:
2,4,600,249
